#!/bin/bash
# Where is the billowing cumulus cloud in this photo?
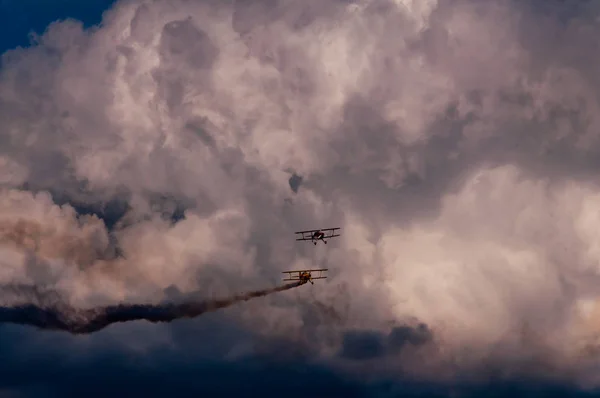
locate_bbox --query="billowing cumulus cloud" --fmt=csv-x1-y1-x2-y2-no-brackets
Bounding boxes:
3,0,600,394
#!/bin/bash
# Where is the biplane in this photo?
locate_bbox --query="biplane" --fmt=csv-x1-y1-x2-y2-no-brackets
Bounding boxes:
295,227,341,245
282,269,328,285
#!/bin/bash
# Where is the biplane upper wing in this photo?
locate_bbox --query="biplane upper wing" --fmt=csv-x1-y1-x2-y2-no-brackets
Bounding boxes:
281,268,328,273
295,229,320,235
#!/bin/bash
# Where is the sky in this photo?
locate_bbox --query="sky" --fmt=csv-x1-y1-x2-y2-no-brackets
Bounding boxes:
4,0,600,396
0,0,118,53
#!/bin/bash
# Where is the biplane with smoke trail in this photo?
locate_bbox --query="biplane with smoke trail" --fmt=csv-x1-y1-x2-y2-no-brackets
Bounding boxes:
295,228,340,245
282,269,328,285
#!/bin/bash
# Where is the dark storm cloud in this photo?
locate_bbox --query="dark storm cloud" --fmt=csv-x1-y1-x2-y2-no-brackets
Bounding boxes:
0,322,366,398
340,323,432,360
0,320,597,398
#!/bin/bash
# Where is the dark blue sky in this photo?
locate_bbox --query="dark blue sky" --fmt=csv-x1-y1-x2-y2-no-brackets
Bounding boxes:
0,0,117,54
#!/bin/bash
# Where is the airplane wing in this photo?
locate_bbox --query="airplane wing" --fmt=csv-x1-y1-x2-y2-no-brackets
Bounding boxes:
320,227,341,238
283,276,327,281
295,229,320,235
281,269,328,273
282,270,301,281
295,228,340,234
296,236,313,241
295,229,318,241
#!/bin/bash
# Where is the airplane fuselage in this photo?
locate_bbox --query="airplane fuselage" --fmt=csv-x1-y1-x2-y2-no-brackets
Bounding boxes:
311,231,327,245
299,272,314,284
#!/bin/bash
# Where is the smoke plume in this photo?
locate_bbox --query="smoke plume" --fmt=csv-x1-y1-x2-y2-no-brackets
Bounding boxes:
0,282,302,334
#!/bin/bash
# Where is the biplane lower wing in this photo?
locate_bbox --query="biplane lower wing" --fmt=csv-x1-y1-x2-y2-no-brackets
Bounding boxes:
295,234,341,241
283,276,327,281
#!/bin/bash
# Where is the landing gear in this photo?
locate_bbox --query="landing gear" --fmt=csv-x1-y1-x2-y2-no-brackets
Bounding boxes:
313,241,317,245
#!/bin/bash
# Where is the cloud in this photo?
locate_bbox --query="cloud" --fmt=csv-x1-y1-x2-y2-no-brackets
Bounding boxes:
4,0,600,395
340,323,432,360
